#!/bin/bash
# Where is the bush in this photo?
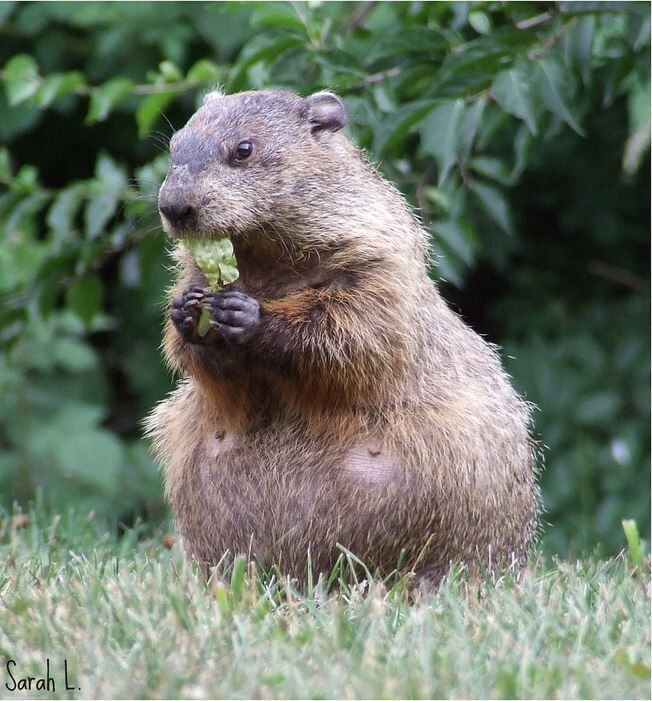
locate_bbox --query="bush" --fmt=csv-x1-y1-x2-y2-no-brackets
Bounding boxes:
0,1,649,554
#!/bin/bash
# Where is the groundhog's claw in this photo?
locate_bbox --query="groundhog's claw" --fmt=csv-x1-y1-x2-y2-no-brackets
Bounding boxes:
211,290,260,345
172,288,259,346
171,287,220,344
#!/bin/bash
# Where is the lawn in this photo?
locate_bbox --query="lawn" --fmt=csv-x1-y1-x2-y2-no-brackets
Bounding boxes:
0,506,649,700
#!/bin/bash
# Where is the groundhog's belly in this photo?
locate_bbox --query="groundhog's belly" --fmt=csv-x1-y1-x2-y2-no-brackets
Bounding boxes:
156,379,536,581
170,423,420,575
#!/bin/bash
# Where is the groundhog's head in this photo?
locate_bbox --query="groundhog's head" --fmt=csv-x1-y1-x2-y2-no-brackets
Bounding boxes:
158,89,349,243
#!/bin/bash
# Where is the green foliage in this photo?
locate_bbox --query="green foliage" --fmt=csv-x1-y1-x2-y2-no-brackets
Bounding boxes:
622,519,645,569
0,2,649,555
183,237,240,289
1,508,650,699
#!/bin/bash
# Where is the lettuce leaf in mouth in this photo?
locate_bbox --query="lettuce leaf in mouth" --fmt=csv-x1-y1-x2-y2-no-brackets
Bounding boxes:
182,237,239,289
181,237,239,336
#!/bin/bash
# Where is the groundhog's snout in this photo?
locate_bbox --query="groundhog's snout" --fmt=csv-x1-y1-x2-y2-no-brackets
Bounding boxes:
158,175,198,233
159,196,195,230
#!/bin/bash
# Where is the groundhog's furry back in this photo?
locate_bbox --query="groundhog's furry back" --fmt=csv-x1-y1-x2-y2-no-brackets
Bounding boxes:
146,88,540,583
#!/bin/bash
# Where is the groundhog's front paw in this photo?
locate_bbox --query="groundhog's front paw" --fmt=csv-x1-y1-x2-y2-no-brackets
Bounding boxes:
171,286,220,345
210,290,260,345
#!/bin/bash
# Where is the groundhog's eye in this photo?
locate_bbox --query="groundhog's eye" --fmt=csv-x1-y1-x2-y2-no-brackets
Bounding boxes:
234,141,253,161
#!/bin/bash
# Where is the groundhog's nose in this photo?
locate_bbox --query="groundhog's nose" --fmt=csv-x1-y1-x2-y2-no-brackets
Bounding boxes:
159,199,197,229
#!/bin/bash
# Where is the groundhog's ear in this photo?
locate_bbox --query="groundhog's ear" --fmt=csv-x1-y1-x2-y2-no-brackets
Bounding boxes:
305,91,347,133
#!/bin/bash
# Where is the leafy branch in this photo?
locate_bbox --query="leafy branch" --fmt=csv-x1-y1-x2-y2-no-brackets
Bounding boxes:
0,56,223,135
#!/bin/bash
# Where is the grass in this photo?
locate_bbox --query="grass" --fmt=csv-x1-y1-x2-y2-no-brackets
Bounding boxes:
0,506,650,700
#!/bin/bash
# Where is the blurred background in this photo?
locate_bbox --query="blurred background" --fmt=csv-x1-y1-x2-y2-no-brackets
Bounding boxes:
0,1,648,557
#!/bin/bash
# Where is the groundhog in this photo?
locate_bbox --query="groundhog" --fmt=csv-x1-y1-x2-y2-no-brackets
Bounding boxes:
146,88,540,585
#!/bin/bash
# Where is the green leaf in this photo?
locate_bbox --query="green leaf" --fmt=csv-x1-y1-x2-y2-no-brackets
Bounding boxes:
4,191,51,235
53,428,123,492
469,11,491,35
183,237,239,288
66,272,104,324
431,247,464,288
34,71,85,108
492,63,540,135
471,180,513,234
374,99,438,155
3,53,40,105
420,100,465,185
136,91,176,138
159,60,182,82
11,163,39,194
0,2,16,23
623,123,651,176
135,153,169,196
510,123,534,181
85,193,118,240
0,247,17,294
50,404,105,431
34,275,61,319
628,77,651,131
84,154,127,239
470,156,513,186
459,98,486,161
424,187,452,215
312,49,365,82
47,182,88,244
197,306,212,337
250,4,306,33
432,218,477,266
187,59,222,84
534,57,585,136
367,27,451,62
228,35,305,92
52,337,98,372
0,89,40,141
0,147,11,180
565,16,595,85
435,31,534,97
33,248,79,318
217,261,239,285
431,215,480,288
85,77,133,124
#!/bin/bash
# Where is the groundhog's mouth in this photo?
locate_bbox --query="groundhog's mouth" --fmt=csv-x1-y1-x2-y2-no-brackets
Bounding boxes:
159,200,234,242
174,231,221,241
163,222,230,243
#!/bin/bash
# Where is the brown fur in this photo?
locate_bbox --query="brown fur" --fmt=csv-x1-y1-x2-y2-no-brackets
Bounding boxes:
146,89,541,584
